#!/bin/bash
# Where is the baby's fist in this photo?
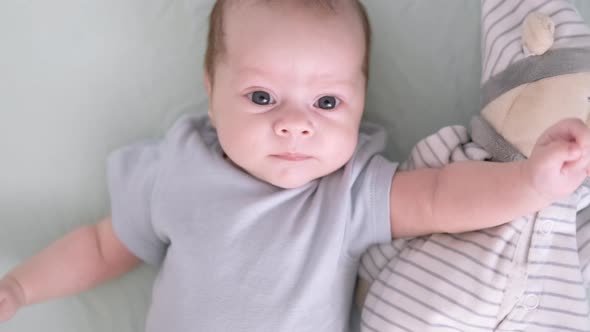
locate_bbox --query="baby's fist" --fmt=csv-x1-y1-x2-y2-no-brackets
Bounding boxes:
0,276,26,322
525,118,590,201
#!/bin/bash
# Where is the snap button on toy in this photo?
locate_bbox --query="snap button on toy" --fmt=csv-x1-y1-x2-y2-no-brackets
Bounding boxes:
540,220,553,235
523,294,540,310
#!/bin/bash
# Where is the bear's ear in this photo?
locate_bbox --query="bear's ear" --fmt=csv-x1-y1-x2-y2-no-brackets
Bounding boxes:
481,0,590,87
522,12,555,56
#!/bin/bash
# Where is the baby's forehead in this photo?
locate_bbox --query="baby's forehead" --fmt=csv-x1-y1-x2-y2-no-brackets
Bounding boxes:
225,0,353,17
222,1,364,56
206,0,369,81
223,0,361,37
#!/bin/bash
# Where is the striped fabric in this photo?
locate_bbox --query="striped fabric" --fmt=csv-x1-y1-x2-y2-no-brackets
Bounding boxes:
481,0,590,84
359,125,590,332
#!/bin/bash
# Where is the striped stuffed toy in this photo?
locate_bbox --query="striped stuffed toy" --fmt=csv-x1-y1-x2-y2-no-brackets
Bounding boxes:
357,0,590,331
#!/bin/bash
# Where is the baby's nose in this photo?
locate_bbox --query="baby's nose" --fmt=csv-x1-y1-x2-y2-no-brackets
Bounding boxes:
273,117,314,138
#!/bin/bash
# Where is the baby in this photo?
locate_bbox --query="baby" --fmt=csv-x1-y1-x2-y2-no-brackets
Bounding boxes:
1,1,590,331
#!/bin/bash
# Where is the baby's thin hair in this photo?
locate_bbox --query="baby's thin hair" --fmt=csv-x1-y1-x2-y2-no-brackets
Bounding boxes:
264,0,337,10
204,0,371,84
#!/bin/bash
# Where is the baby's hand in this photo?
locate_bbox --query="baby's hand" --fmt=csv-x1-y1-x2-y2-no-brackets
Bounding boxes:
0,276,26,322
525,118,590,201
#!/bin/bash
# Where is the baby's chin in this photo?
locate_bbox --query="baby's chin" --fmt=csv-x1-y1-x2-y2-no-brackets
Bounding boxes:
266,159,352,189
260,157,353,189
264,172,322,189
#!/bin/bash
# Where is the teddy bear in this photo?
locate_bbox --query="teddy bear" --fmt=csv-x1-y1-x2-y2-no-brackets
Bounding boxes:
356,0,590,331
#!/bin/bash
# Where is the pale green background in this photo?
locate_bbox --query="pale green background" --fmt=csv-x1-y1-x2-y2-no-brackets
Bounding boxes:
1,1,589,331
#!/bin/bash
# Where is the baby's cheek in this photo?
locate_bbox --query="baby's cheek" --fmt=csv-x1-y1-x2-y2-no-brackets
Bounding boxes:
328,132,357,168
222,132,254,161
224,122,272,167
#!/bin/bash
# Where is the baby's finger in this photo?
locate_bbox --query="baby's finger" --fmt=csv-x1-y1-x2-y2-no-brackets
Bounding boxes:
563,150,590,174
561,118,590,146
538,140,582,176
546,139,583,164
542,118,589,147
0,298,16,322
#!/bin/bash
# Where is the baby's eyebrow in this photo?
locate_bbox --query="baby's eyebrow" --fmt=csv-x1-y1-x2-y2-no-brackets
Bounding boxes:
236,68,359,88
311,82,357,94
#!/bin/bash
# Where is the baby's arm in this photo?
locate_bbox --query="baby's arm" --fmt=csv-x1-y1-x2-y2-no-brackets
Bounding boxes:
0,217,140,322
390,118,590,238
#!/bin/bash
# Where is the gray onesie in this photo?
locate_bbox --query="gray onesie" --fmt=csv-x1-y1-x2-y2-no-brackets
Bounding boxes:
107,113,398,332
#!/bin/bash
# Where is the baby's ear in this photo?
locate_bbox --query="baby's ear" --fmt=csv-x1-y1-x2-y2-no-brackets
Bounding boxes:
208,110,216,128
203,73,216,127
204,72,212,97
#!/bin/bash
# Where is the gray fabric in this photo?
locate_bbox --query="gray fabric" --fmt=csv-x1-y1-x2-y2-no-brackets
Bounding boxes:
108,113,397,332
470,115,590,191
576,206,590,286
470,115,526,162
481,47,590,107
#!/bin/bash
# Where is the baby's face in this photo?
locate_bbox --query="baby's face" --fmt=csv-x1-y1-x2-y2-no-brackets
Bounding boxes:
206,1,367,189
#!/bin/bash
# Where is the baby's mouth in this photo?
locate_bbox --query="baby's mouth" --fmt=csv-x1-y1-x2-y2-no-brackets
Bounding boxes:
270,153,312,161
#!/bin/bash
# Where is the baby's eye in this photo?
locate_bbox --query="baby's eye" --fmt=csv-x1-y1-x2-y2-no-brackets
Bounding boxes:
248,91,275,106
314,96,340,110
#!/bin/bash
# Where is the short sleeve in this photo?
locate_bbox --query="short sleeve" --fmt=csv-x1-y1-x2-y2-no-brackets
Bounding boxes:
107,140,168,265
344,122,398,260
